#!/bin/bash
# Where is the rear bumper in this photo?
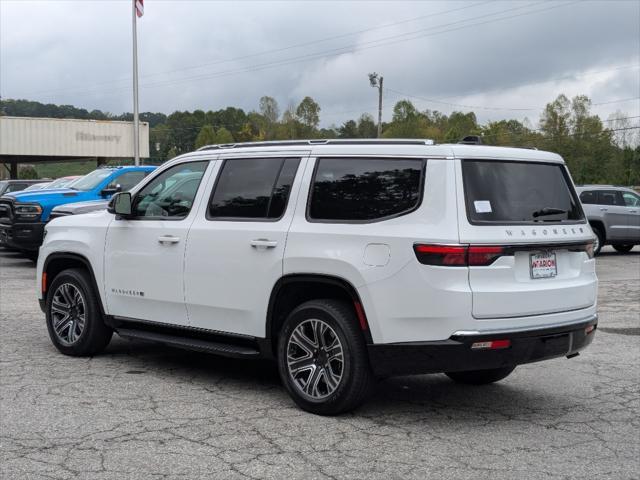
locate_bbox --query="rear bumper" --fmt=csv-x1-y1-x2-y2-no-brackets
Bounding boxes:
367,315,597,377
0,222,45,251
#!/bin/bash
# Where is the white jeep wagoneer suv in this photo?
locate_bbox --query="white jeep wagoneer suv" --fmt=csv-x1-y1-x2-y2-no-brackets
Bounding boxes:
37,140,597,415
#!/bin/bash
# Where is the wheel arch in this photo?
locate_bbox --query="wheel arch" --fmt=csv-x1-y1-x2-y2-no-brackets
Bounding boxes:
42,252,105,316
265,274,373,356
589,219,606,241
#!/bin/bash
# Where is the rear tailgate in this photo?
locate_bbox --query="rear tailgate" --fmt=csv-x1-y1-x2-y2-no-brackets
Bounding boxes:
456,158,597,319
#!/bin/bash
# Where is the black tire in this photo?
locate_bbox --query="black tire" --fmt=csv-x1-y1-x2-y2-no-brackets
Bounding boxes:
23,250,38,262
45,268,112,356
591,227,604,255
445,366,516,385
612,244,634,253
277,299,374,415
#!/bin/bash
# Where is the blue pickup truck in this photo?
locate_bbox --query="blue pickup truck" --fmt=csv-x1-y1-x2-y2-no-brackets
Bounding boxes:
0,165,155,256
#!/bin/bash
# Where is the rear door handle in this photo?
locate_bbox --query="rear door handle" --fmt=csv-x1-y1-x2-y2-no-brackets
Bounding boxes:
250,239,278,249
600,208,608,212
630,210,638,213
158,235,180,245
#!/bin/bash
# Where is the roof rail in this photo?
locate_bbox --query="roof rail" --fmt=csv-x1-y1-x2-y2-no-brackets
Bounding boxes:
197,138,435,151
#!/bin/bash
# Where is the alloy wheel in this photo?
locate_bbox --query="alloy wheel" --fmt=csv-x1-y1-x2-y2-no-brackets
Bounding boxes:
50,283,86,346
286,319,344,400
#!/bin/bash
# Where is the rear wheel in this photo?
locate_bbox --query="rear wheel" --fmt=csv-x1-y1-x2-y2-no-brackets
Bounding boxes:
591,227,604,255
45,268,112,356
277,299,374,415
445,366,515,385
612,244,634,253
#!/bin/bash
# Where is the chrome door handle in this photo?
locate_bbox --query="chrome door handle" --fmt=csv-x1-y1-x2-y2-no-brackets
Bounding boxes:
158,235,180,244
250,239,278,249
600,208,608,212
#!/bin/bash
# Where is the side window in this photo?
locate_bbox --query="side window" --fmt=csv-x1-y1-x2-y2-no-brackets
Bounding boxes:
133,161,208,219
579,191,597,204
622,192,640,207
6,183,27,193
208,158,300,219
308,157,424,222
598,191,624,206
108,171,148,192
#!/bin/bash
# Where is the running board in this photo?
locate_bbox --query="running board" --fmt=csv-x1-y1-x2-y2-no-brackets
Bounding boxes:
116,328,261,358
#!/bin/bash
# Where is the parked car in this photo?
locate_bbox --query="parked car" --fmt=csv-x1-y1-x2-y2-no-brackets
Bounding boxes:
45,175,83,190
0,179,50,196
0,166,155,255
5,176,82,197
51,170,201,219
37,140,597,415
576,185,640,254
22,182,53,191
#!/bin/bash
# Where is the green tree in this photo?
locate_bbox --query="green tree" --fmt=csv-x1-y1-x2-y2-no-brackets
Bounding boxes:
195,124,217,148
18,165,38,179
444,111,479,143
357,114,377,138
383,100,429,138
259,96,280,124
213,127,234,144
296,96,321,135
338,120,358,138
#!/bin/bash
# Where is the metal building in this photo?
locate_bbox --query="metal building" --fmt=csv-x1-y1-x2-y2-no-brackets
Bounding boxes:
0,116,150,178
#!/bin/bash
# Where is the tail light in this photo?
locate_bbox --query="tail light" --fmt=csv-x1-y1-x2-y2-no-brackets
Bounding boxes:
414,244,506,267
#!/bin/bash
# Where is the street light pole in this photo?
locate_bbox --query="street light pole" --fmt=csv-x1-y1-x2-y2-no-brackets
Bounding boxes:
368,73,383,138
132,0,140,165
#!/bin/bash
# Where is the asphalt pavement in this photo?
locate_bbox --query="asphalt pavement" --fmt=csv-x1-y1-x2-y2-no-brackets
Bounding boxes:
1,247,638,479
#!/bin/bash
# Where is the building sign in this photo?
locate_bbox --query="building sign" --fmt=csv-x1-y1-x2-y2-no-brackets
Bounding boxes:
76,132,122,143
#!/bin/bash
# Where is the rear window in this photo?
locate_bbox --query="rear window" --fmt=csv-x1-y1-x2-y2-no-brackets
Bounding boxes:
308,158,424,222
462,160,583,224
579,191,597,204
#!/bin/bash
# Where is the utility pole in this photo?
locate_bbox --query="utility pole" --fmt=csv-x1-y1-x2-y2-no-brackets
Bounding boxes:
368,73,383,138
132,0,141,165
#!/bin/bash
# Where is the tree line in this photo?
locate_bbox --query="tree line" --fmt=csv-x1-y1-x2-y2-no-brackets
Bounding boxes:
1,94,638,185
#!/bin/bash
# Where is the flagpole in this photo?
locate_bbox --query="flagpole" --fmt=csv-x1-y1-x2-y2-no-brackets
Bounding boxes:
132,0,140,166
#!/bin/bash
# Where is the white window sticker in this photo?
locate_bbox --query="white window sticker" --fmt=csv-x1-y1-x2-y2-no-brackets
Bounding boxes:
474,200,492,213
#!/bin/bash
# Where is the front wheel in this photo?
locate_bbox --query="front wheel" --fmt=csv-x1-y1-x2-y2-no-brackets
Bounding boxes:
277,299,374,415
592,227,604,255
612,244,634,253
445,366,516,385
45,268,113,356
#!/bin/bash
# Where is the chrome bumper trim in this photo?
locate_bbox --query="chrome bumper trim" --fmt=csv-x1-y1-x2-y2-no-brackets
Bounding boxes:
452,314,597,336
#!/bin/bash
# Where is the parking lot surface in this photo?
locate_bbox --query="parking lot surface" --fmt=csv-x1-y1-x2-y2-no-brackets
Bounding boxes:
1,247,639,479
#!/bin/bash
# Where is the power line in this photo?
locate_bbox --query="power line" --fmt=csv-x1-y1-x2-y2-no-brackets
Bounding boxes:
24,1,493,98
385,87,640,112
27,1,576,100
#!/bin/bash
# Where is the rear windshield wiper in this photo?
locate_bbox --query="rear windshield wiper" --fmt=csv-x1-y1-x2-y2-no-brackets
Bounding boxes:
532,207,567,218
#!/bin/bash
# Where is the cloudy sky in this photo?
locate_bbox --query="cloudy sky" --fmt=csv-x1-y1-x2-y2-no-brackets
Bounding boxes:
1,0,638,127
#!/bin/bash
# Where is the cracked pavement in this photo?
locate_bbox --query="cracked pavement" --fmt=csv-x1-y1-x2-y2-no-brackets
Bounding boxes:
1,247,639,479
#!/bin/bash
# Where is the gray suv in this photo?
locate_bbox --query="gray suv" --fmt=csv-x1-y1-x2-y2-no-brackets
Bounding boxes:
576,185,640,254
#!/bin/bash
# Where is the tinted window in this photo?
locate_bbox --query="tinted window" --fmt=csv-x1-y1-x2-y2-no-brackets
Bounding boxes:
208,158,300,219
309,158,423,221
580,191,597,204
462,160,583,224
622,191,640,207
133,162,208,218
597,191,624,206
6,183,28,193
109,171,148,191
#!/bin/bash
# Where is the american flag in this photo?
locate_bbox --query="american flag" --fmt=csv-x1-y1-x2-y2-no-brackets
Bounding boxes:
135,0,144,18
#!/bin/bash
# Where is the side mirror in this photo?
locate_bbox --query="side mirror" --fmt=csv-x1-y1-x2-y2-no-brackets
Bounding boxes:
108,192,132,217
101,184,122,197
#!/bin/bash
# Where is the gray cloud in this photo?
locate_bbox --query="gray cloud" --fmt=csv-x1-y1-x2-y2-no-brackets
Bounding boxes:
1,0,638,126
